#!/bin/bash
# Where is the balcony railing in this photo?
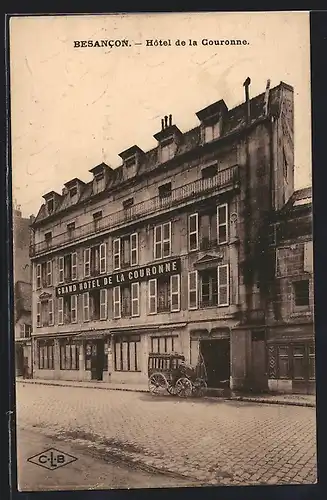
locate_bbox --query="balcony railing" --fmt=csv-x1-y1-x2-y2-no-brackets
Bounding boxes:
30,164,239,257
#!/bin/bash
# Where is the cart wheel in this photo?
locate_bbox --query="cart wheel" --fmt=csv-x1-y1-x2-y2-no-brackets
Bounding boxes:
148,373,168,395
167,384,177,396
175,377,193,398
192,378,207,397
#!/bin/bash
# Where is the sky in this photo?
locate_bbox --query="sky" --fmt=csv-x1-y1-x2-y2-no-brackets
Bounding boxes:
9,11,312,218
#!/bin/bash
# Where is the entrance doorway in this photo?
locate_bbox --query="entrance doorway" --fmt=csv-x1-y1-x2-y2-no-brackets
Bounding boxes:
200,339,230,388
15,345,24,377
90,340,105,381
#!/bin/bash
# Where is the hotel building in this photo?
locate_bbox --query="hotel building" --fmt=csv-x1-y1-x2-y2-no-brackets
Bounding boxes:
29,78,314,393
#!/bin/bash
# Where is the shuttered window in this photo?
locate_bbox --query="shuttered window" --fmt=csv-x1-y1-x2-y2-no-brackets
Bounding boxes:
100,243,106,274
148,279,157,314
170,274,180,312
131,282,140,317
217,204,228,244
58,257,64,283
71,295,78,323
130,233,138,266
58,297,64,325
84,249,91,278
189,213,199,251
113,239,121,270
188,271,198,310
218,264,229,306
113,286,121,318
71,252,77,281
83,292,89,322
100,289,107,320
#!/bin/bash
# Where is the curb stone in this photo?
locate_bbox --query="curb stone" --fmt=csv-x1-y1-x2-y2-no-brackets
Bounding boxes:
16,379,315,407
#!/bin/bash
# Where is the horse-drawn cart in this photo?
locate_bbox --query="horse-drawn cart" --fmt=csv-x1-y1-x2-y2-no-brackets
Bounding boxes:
148,352,207,398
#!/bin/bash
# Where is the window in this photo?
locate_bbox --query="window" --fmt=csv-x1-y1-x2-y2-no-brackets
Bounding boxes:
268,343,315,381
161,141,174,163
119,283,140,318
199,210,217,250
58,253,77,283
69,186,78,198
204,121,220,143
67,222,75,236
130,233,138,266
62,296,74,324
71,295,78,323
148,275,180,314
59,340,79,370
293,345,305,380
217,204,228,244
200,269,218,307
20,324,32,338
100,243,106,274
93,173,105,194
45,232,52,244
113,286,121,319
36,301,41,327
36,264,41,289
189,214,198,251
123,197,134,209
84,248,91,277
202,164,218,179
114,335,141,372
38,340,54,369
93,210,102,230
49,298,54,326
113,239,121,270
89,290,100,321
154,222,171,260
83,292,90,322
100,289,107,320
151,336,178,354
159,182,172,200
188,271,198,310
47,199,54,215
125,156,136,168
308,345,315,380
293,280,310,307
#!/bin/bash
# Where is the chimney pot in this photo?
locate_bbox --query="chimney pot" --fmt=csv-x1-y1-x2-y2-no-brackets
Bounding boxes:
164,115,168,128
169,114,172,126
161,118,164,130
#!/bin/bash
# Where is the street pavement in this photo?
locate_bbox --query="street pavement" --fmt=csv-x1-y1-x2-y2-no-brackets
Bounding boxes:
16,428,191,491
16,383,317,488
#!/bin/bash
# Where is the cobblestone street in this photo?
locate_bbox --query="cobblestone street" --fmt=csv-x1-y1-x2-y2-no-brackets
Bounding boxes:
16,383,317,488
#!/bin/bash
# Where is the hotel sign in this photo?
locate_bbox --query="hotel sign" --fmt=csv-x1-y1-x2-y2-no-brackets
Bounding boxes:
55,258,181,297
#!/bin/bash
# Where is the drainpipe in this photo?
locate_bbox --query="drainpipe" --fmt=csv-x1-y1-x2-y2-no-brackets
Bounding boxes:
243,77,252,318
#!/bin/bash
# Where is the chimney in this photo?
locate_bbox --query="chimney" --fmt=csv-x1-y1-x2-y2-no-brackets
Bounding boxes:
263,79,271,116
161,118,165,130
164,115,168,128
243,77,251,124
169,114,172,126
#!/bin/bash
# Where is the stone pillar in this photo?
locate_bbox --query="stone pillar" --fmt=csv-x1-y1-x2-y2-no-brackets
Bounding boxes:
230,328,252,392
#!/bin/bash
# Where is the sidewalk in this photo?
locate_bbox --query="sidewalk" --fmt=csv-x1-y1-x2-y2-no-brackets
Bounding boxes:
16,377,316,407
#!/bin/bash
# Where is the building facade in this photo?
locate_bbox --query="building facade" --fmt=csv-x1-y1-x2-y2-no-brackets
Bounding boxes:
14,207,33,377
29,79,314,393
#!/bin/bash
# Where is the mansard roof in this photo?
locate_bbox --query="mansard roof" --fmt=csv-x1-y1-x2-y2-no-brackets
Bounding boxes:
33,81,292,226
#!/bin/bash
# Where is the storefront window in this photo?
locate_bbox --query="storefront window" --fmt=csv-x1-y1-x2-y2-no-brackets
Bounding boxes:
114,335,141,372
38,340,54,370
151,335,177,353
59,340,79,370
308,344,315,380
292,345,305,380
277,346,289,379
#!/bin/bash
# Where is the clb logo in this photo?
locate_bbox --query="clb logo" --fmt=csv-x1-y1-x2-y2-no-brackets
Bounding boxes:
27,448,78,470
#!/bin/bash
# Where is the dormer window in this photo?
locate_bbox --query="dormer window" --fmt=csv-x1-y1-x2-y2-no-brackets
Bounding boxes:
204,121,220,143
161,139,175,163
47,199,54,215
44,232,52,247
125,156,136,168
93,172,105,194
69,187,77,198
93,211,102,221
202,164,218,179
67,222,76,236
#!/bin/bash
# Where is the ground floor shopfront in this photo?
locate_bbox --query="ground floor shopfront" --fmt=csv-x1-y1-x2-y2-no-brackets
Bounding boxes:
15,339,33,378
31,321,315,395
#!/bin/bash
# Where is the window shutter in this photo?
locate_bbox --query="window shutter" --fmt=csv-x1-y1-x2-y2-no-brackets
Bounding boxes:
113,239,121,270
130,233,138,266
58,257,64,283
83,292,89,322
58,297,64,325
148,279,157,314
163,222,171,257
71,252,77,280
99,243,106,274
217,204,228,244
189,214,199,251
170,274,180,312
131,282,140,317
113,286,121,318
218,265,229,306
36,264,41,288
188,270,198,309
154,226,162,260
46,261,52,286
36,301,41,326
71,295,78,323
100,289,107,320
48,299,54,325
84,249,91,278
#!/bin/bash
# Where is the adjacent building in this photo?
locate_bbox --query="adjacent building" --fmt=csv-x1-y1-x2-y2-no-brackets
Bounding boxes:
28,78,314,394
14,207,33,377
